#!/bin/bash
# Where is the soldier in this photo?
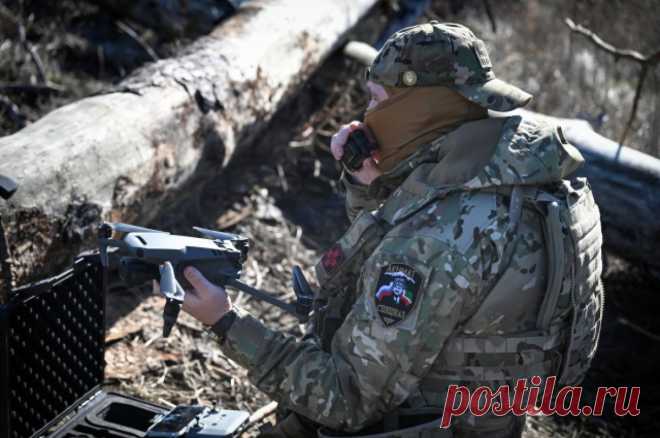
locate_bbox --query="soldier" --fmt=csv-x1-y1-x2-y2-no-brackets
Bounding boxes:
180,22,605,438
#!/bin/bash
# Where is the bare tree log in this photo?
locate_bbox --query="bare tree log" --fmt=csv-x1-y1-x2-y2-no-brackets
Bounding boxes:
515,110,660,276
0,0,381,291
343,41,660,275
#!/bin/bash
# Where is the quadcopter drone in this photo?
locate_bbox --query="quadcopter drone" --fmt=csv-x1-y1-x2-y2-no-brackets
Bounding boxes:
98,223,313,337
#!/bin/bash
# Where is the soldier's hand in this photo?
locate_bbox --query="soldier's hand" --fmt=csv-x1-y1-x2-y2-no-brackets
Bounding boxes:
331,121,382,185
182,266,232,326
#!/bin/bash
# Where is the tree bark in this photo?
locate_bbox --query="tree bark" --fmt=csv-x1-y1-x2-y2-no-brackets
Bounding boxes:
0,0,381,291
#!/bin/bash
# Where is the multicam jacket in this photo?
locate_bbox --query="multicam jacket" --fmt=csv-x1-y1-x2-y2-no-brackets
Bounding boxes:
216,114,604,437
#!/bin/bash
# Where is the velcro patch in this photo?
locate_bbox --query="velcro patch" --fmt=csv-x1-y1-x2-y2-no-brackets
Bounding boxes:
321,244,344,273
473,40,492,69
374,264,422,326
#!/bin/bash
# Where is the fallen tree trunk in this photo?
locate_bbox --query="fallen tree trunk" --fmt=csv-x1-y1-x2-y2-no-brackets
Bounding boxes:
343,41,660,275
517,110,660,276
0,0,381,291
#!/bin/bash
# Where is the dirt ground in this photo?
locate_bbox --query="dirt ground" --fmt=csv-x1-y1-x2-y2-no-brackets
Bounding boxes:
2,1,659,437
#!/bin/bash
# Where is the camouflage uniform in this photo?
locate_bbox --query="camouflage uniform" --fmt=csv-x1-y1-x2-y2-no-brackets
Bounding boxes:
213,23,604,438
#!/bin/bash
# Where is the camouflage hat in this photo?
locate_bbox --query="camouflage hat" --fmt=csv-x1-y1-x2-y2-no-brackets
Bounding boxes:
366,22,532,112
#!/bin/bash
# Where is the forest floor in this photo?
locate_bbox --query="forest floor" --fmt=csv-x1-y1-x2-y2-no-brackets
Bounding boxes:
2,0,659,437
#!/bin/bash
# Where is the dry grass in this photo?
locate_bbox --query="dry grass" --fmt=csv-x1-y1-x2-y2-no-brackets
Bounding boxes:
2,1,658,436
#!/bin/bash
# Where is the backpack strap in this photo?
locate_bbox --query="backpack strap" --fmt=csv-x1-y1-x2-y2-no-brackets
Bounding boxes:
534,193,566,331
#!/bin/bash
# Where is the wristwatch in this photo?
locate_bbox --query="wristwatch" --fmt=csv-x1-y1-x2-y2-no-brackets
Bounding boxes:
210,308,238,343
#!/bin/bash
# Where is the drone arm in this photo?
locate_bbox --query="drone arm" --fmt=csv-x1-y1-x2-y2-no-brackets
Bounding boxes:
193,226,238,241
292,266,313,322
225,278,297,317
99,238,132,267
109,222,167,234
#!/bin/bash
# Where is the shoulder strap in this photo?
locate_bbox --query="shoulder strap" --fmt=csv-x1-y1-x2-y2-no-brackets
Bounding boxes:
482,188,567,331
535,194,566,330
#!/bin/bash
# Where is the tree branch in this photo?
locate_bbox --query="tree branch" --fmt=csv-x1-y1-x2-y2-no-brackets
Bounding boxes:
0,82,64,94
564,18,660,145
482,0,497,33
565,18,660,64
116,20,159,62
24,43,48,84
246,401,278,430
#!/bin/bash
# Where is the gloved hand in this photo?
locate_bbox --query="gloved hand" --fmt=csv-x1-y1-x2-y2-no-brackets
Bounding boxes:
331,121,382,185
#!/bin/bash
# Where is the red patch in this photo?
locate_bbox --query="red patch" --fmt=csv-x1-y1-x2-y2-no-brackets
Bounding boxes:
321,244,344,273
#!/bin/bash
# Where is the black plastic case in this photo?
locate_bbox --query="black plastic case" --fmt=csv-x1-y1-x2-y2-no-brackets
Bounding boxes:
0,254,168,438
45,391,167,438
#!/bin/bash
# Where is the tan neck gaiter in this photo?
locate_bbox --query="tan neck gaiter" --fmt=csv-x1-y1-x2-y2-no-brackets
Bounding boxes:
364,86,487,173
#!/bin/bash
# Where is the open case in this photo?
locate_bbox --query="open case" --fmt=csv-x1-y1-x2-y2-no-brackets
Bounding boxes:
0,254,169,438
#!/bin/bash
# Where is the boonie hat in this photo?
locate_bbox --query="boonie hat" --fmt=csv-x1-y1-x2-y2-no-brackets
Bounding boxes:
366,21,532,112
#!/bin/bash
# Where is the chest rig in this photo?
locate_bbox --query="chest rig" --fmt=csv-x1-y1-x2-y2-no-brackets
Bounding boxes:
314,116,604,390
314,175,604,392
417,179,604,392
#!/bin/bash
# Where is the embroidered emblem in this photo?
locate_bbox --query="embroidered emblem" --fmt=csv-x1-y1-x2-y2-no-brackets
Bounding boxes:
374,263,421,326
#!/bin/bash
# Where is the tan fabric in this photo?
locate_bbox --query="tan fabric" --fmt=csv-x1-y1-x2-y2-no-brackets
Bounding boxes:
426,117,506,186
364,86,486,172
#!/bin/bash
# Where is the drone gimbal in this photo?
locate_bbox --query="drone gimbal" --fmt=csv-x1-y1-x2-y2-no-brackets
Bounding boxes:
98,223,314,337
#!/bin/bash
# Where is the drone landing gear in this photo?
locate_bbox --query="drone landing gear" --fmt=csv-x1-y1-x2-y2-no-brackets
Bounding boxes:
159,262,184,337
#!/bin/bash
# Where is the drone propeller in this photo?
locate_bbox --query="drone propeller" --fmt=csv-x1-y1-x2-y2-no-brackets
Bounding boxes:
194,226,249,263
98,222,166,267
193,226,241,241
112,223,167,234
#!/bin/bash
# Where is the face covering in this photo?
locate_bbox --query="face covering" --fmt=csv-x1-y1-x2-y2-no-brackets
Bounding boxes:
364,86,487,173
